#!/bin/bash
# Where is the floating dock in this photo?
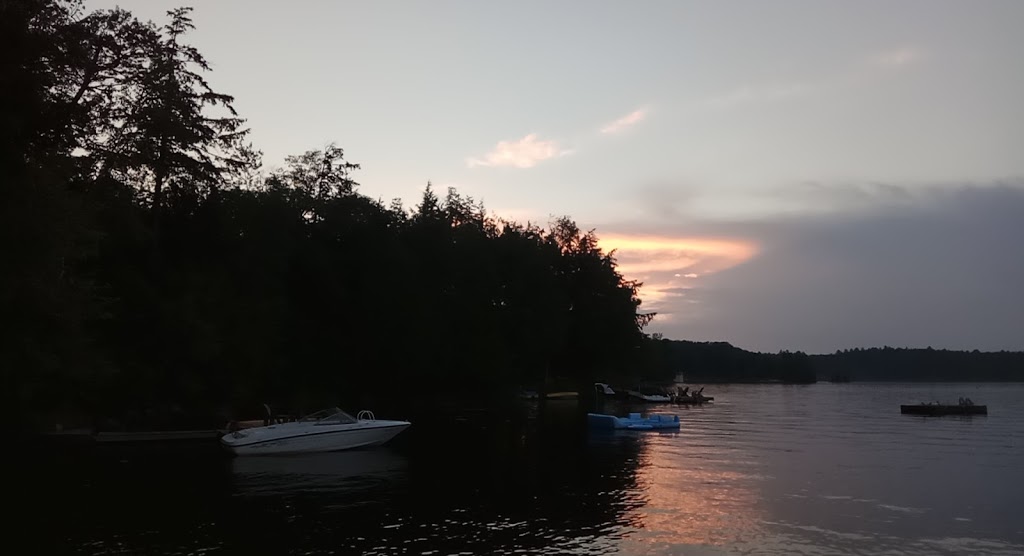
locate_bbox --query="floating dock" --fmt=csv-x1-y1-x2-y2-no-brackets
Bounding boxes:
587,412,680,430
900,404,987,416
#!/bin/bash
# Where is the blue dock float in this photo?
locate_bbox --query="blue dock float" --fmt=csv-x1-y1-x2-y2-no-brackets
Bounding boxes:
587,412,680,431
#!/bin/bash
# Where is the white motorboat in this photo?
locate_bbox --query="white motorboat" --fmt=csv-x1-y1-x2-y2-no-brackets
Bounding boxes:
220,408,410,456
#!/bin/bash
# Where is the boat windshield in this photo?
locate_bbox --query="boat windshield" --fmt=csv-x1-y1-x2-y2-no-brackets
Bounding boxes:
301,407,357,424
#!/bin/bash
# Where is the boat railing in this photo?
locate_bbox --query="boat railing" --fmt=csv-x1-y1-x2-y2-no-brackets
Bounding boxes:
357,410,376,421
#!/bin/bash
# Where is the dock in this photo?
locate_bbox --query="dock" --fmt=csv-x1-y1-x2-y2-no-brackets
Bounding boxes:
900,404,987,416
93,429,225,443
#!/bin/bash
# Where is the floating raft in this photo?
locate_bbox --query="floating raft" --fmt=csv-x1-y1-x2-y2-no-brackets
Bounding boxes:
900,404,987,416
587,412,680,431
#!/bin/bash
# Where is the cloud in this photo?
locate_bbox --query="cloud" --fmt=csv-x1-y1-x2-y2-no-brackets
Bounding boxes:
466,134,572,169
698,46,923,113
595,233,759,314
468,107,644,170
621,182,1024,353
625,180,930,224
600,109,647,134
871,47,923,68
599,234,758,275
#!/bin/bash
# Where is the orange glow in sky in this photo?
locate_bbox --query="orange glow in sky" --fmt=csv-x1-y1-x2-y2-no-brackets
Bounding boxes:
597,234,758,275
596,234,759,313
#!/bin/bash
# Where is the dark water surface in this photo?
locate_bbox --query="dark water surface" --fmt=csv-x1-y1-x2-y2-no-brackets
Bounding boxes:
15,383,1024,555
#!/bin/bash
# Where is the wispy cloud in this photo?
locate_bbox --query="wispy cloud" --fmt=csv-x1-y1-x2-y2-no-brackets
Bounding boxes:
466,134,572,169
470,107,644,168
871,46,923,68
600,109,647,134
699,46,924,112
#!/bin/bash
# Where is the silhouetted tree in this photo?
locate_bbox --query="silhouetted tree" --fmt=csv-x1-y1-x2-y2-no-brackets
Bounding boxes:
268,144,359,203
93,7,256,241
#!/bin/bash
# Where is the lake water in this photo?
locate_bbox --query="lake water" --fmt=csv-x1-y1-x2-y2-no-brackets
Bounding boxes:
15,383,1024,555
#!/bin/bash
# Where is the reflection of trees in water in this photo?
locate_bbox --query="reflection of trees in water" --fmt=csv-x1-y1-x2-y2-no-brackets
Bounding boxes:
26,411,648,554
19,445,236,555
225,410,648,554
230,449,409,498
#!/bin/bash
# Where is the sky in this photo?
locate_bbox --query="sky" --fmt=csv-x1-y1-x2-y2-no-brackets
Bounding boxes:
88,0,1024,353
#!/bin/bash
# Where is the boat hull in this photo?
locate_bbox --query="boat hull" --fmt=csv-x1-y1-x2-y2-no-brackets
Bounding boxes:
900,405,987,416
222,421,410,456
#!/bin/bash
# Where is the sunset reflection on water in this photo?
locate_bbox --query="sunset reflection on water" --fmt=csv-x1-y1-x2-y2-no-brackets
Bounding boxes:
599,385,1024,556
616,429,766,554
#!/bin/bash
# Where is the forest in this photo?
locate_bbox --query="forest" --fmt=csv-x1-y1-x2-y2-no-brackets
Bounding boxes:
811,347,1024,382
3,1,662,430
635,340,1024,384
639,337,817,384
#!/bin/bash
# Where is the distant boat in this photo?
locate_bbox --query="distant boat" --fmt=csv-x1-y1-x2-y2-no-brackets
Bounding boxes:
670,386,713,405
594,382,616,395
587,412,680,431
900,399,987,416
220,408,410,456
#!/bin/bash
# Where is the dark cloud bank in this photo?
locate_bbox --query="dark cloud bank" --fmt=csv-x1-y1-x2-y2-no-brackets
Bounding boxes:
621,183,1024,354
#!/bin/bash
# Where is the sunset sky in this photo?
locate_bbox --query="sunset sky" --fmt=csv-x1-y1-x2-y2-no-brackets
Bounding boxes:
88,0,1024,353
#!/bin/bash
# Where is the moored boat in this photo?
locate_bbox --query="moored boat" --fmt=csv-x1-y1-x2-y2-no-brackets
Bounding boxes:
220,408,410,456
671,386,713,404
674,395,714,405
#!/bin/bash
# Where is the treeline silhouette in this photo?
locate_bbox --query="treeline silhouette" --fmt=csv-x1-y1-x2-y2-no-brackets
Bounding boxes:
811,347,1024,382
635,340,1024,384
640,337,817,384
3,2,656,430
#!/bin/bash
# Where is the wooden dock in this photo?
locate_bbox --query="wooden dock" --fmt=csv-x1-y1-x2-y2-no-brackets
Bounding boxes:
94,429,224,443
